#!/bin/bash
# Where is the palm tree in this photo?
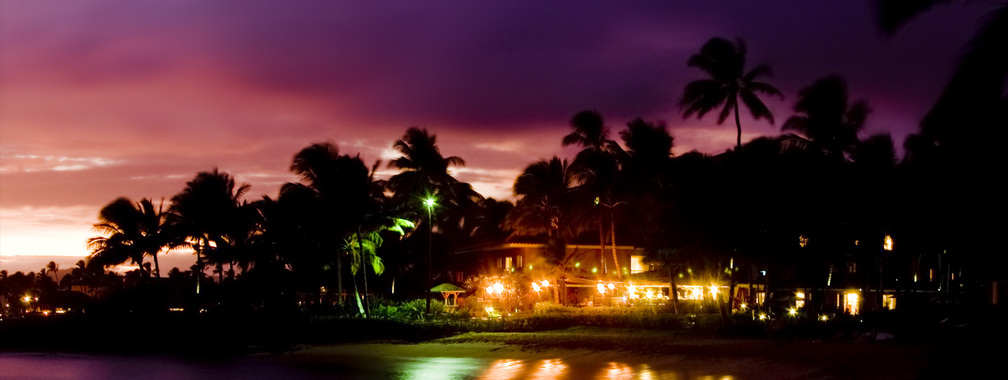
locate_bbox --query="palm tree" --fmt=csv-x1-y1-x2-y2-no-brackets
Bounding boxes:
387,127,481,221
345,218,413,316
618,118,675,232
87,197,173,280
680,37,783,149
504,157,578,303
386,127,481,313
782,75,871,160
169,168,250,291
138,198,173,278
286,142,371,307
563,110,622,278
46,262,59,289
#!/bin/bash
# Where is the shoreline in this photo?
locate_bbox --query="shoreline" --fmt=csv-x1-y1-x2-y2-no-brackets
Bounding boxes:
271,331,933,380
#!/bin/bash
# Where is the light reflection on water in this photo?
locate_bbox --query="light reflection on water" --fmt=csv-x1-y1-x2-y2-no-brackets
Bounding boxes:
480,358,524,380
529,359,567,380
0,353,736,380
396,357,485,380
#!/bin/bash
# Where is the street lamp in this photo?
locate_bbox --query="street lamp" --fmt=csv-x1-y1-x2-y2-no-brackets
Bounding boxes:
424,196,436,315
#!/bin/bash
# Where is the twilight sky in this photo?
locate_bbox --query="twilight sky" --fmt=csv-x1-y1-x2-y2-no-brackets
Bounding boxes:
0,0,995,274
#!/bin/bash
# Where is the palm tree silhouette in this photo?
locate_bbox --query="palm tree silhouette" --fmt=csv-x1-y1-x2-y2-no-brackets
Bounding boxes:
287,142,371,308
563,110,622,278
504,156,578,303
386,127,481,313
87,197,173,280
169,168,250,291
387,127,481,220
680,37,783,149
46,262,58,289
782,74,871,160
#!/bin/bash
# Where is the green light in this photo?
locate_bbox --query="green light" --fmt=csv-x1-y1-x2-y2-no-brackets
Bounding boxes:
423,197,436,209
591,267,598,273
574,262,580,268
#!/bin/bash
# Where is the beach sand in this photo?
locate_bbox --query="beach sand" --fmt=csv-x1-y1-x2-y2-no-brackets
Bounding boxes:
270,330,944,379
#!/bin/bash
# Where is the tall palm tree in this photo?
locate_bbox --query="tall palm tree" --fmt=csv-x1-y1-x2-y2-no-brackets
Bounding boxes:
386,127,481,313
346,157,408,317
563,110,622,278
782,75,871,160
504,157,578,303
286,142,371,307
680,37,783,149
169,168,250,290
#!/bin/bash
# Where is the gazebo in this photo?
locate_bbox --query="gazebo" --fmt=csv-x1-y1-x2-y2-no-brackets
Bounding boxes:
430,283,466,307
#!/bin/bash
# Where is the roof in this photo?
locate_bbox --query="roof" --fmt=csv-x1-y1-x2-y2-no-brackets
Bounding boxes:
430,283,466,293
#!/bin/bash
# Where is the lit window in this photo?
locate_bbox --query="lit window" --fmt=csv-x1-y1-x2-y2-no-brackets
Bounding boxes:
630,256,646,274
843,292,860,315
882,294,896,310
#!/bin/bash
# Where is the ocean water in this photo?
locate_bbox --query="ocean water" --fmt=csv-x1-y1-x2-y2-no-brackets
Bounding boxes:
0,351,734,380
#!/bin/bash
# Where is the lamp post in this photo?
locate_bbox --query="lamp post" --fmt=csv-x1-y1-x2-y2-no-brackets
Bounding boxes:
424,196,436,315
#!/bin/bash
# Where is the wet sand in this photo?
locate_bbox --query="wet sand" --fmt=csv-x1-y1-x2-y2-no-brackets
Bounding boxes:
271,330,944,379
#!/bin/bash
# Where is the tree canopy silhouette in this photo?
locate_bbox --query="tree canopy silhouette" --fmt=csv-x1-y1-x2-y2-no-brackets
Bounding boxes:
680,37,783,149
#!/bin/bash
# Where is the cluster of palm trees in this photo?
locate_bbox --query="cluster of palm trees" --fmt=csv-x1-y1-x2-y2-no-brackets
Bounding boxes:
503,32,1005,310
82,128,497,316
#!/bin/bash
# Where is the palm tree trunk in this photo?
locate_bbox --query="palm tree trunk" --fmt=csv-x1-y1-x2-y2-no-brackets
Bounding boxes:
553,267,562,304
152,253,161,278
357,231,370,318
598,219,606,275
669,266,678,314
336,251,343,307
734,102,743,149
352,269,364,316
610,210,620,279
